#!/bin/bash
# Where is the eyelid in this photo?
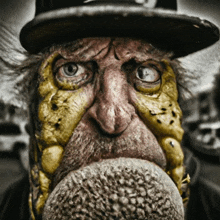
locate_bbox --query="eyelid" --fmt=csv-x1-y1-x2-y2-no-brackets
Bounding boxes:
53,58,76,73
61,63,84,78
139,61,164,73
132,60,163,93
54,58,97,73
122,59,164,74
54,59,97,90
136,66,160,83
134,61,163,83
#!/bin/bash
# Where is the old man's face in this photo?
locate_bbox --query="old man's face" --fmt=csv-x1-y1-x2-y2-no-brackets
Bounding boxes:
28,38,184,219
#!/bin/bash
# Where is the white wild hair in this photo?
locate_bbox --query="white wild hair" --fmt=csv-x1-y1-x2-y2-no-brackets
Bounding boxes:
0,23,194,109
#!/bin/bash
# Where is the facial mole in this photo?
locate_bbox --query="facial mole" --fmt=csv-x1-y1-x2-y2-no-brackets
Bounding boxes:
170,120,174,125
170,141,175,147
172,111,176,117
149,111,156,116
157,119,162,124
55,123,60,130
52,104,58,111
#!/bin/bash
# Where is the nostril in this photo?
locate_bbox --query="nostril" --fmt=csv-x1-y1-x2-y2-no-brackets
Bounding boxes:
90,118,123,137
98,105,131,135
88,102,132,135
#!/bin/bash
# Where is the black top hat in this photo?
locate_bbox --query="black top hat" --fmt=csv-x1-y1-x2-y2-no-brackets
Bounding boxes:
20,0,219,57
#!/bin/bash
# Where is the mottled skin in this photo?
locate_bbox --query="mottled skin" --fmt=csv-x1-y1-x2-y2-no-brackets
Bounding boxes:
28,38,184,219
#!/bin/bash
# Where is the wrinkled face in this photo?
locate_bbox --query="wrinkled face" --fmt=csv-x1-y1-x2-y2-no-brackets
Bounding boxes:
28,38,185,220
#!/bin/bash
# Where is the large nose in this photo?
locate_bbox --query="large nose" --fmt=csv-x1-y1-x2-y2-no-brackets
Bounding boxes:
88,64,133,135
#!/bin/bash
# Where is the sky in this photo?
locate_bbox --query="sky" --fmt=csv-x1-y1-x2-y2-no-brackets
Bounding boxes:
0,0,220,95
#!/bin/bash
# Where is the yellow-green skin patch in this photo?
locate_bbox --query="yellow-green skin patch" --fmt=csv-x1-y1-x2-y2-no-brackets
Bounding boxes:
41,145,64,174
30,53,88,217
38,53,88,147
135,60,184,192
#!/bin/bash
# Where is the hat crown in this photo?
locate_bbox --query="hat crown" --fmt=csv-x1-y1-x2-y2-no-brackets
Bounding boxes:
20,0,219,56
36,0,177,15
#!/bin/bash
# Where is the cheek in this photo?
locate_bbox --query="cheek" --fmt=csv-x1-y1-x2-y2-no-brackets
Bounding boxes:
38,89,89,146
135,92,184,142
37,53,93,173
132,61,184,143
130,61,184,192
37,88,90,176
37,52,94,147
29,53,94,216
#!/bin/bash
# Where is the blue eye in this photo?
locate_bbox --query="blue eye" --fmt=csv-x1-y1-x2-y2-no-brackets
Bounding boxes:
136,66,160,83
55,61,94,89
62,63,78,76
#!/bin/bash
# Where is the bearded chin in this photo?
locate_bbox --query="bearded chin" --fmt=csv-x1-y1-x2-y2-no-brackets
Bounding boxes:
42,125,184,219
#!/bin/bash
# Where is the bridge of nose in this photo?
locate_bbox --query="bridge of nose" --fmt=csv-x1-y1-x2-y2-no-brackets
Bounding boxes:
88,53,134,135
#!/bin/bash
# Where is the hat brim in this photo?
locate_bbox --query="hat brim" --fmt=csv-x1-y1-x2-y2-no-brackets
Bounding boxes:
20,4,219,57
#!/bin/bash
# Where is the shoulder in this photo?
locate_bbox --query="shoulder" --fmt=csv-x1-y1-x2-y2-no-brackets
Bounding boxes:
0,172,30,220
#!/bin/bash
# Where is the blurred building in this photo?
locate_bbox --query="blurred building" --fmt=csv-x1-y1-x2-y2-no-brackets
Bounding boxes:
0,100,29,167
0,101,29,203
182,87,220,157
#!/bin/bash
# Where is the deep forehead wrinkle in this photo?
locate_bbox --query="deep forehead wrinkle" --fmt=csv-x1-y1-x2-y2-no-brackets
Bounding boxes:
113,38,164,62
59,38,111,61
56,38,168,62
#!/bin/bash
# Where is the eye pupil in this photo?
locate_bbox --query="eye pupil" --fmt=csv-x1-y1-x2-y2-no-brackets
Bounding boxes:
137,67,145,79
68,65,73,72
63,63,78,76
136,66,160,83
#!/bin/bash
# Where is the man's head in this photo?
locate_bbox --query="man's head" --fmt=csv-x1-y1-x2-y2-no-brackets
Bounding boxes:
15,0,219,219
25,37,185,219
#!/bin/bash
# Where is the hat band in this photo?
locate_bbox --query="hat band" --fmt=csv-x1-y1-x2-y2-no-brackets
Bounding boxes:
36,0,177,15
